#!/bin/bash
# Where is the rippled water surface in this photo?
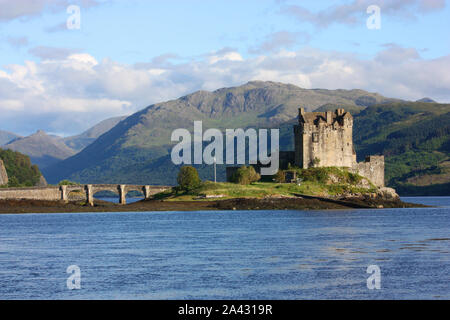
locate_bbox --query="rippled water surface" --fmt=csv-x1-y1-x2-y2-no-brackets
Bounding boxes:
0,197,449,299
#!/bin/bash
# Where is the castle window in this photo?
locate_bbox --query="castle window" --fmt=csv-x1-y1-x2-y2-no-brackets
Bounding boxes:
312,133,319,143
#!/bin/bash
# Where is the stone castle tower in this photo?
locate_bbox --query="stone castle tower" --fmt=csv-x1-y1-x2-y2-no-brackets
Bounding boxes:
294,108,355,168
292,107,385,187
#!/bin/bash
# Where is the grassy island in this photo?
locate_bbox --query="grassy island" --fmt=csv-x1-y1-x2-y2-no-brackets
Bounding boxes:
155,166,379,201
0,166,426,214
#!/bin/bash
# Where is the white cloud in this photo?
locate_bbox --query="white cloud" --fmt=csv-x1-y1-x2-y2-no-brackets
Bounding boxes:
0,46,449,135
281,0,446,28
208,51,244,64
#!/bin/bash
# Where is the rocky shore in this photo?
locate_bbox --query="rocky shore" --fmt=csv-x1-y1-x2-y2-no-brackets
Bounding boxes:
0,193,427,214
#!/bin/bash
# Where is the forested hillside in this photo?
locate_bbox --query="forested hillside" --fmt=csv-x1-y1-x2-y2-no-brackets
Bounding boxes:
0,148,42,187
353,102,450,195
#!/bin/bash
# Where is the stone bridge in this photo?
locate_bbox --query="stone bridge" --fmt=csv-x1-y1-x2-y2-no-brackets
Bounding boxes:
0,184,171,206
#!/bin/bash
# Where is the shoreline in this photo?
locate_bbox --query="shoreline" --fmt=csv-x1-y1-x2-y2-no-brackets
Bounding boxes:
0,196,428,214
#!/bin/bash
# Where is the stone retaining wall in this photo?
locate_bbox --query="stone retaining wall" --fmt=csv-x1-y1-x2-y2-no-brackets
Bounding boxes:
0,187,60,201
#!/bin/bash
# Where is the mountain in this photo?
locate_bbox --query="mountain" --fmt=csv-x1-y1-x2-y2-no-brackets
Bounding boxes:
43,81,395,184
63,116,127,152
0,130,21,146
117,101,450,194
3,130,76,169
0,148,43,187
353,101,450,195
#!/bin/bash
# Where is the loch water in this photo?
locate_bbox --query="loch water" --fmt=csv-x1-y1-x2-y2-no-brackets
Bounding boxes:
0,197,449,299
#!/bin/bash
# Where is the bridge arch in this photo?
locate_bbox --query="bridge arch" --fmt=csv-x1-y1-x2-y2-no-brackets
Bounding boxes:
0,184,170,204
84,184,169,206
60,185,84,202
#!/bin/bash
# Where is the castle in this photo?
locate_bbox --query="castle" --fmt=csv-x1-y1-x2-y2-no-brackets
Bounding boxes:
290,107,384,187
225,107,385,187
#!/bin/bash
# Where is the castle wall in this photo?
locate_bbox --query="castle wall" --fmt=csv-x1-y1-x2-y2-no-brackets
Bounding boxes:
294,111,354,168
294,125,303,167
352,156,385,187
311,121,354,168
0,160,8,186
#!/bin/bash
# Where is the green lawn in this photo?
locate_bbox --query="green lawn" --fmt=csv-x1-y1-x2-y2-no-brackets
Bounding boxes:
155,180,376,201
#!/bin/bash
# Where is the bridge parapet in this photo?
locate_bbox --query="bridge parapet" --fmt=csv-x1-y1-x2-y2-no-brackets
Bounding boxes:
0,184,171,206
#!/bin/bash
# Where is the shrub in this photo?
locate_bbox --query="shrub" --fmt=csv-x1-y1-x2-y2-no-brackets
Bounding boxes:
58,180,79,186
230,166,261,185
273,170,286,183
177,166,201,191
347,172,362,184
298,167,329,184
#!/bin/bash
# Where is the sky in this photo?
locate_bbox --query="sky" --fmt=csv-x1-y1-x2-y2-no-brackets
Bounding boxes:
0,0,449,136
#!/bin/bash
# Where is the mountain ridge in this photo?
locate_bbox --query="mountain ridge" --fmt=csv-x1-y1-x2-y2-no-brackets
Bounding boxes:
43,81,399,184
3,130,76,169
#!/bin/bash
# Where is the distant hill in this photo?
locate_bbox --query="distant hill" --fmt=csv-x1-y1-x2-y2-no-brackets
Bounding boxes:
63,116,127,152
43,81,396,184
416,97,436,103
0,148,43,187
3,130,76,169
2,116,127,169
0,130,21,146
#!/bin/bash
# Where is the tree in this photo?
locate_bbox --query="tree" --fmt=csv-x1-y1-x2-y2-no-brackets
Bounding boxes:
177,166,201,191
230,166,261,185
7,176,20,188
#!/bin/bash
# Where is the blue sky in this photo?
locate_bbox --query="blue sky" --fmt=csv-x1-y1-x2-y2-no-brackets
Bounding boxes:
0,0,449,136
